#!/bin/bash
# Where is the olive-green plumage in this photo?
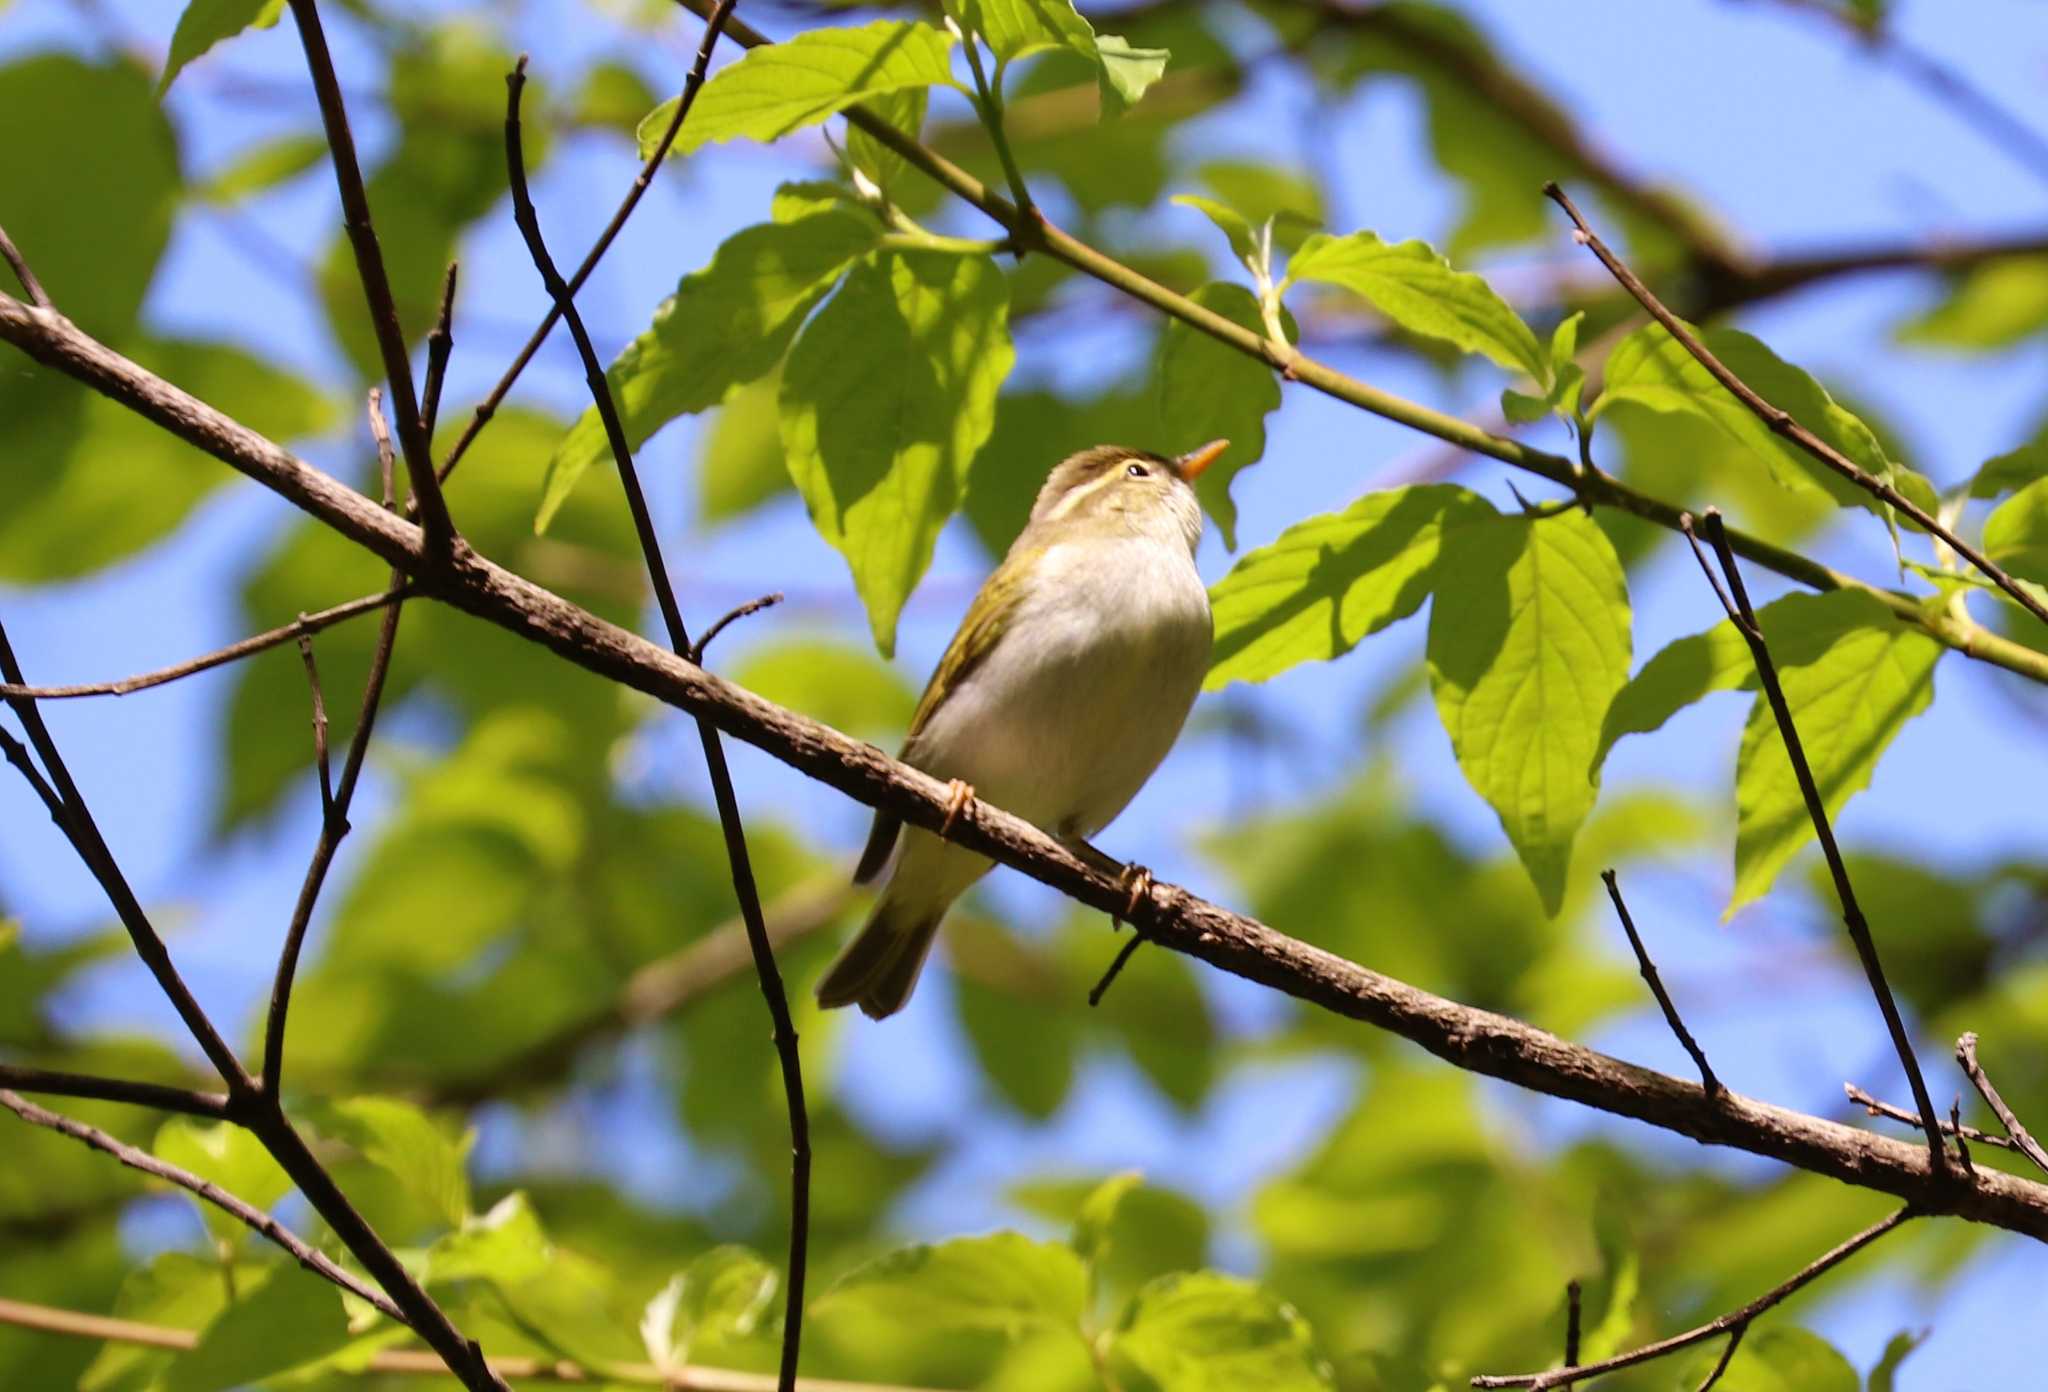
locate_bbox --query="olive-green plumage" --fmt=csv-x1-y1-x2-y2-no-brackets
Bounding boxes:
816,441,1225,1019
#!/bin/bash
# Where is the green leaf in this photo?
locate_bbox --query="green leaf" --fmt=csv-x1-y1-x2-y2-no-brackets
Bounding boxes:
697,372,795,525
1595,590,1875,772
818,1232,1087,1339
1206,484,1494,689
1096,34,1171,116
429,1192,552,1285
80,1253,235,1392
1285,230,1543,379
1574,1244,1636,1362
954,0,1096,66
1427,508,1632,913
1156,282,1284,549
1983,477,2048,585
163,1266,354,1392
1867,1328,1926,1392
780,250,1014,655
0,336,335,582
160,0,285,95
845,86,927,199
1197,162,1324,247
642,1246,779,1369
1596,321,1936,526
1675,1327,1858,1392
1732,606,1940,912
1506,312,1587,423
304,1097,471,1226
1072,1172,1145,1267
1898,254,2048,350
728,638,917,739
571,59,661,136
1106,1272,1332,1392
1969,436,2048,499
196,131,325,203
542,202,881,531
0,55,179,341
641,21,959,158
151,1120,292,1249
1172,194,1260,265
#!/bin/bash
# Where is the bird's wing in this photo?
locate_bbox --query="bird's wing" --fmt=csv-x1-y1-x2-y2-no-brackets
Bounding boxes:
852,549,1035,885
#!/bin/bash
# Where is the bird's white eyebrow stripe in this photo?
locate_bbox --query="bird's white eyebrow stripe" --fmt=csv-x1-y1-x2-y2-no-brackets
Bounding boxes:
1042,460,1129,522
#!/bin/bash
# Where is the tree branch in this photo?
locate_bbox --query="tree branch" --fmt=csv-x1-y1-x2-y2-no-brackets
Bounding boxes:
1846,1082,2017,1152
0,1092,403,1322
8,297,2048,1238
0,1065,229,1120
435,0,738,487
1547,182,2048,630
1471,1206,1915,1390
0,1294,942,1392
1957,1032,2048,1176
283,0,454,554
504,58,810,1392
1683,510,1949,1179
1601,869,1720,1097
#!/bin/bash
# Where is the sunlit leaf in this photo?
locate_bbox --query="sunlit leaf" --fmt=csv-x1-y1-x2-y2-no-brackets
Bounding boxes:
1673,1327,1857,1392
780,250,1014,655
1106,1271,1332,1392
1983,477,2048,585
151,1120,292,1249
430,1192,552,1285
1867,1327,1928,1392
161,0,285,95
196,131,325,203
642,21,959,158
162,1266,355,1392
1206,484,1492,688
1096,34,1171,116
1427,508,1631,913
304,1096,472,1226
1286,230,1543,378
542,202,881,530
1898,255,2048,350
820,1232,1088,1339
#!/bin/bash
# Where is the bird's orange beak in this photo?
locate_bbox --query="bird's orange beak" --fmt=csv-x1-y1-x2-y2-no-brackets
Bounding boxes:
1177,439,1229,481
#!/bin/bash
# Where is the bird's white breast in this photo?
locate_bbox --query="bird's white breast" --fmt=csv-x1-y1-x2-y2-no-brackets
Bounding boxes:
909,537,1212,840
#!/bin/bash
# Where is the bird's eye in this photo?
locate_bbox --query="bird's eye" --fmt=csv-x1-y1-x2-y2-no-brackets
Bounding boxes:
1125,462,1149,478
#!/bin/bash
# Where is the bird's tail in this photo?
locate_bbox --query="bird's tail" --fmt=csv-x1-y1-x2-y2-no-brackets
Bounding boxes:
814,896,944,1020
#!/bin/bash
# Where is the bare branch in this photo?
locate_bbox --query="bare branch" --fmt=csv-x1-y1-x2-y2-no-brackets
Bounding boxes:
1683,509,1949,1178
422,261,459,441
0,1065,229,1120
689,592,785,665
1958,1033,2048,1176
1846,1083,2016,1152
1471,1207,1914,1389
0,1091,403,1322
296,636,335,819
9,296,2048,1239
1547,182,2048,630
0,219,51,308
283,0,455,554
0,588,405,701
505,57,810,1392
435,0,739,486
1602,869,1720,1096
0,1294,947,1392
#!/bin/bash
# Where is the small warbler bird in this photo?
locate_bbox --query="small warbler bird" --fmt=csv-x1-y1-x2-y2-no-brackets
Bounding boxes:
816,439,1227,1019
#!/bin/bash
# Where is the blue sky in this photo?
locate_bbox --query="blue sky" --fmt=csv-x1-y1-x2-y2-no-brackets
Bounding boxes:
3,0,2047,1385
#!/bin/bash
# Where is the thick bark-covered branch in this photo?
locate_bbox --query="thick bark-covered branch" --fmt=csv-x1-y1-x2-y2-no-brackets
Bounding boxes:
5,294,2046,1241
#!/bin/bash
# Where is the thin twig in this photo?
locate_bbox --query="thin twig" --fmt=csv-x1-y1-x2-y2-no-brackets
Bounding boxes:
504,59,809,1392
1470,1207,1915,1389
368,384,397,509
1562,1279,1582,1387
1846,1083,2016,1151
1685,510,1948,1179
1957,1033,2048,1176
422,261,459,441
1601,869,1720,1096
1547,182,2048,630
12,300,2048,1239
1952,1098,1975,1177
1087,931,1146,1007
0,220,51,308
435,0,738,487
0,1294,945,1392
0,624,252,1088
1692,1323,1746,1392
0,589,405,701
0,1065,229,1120
284,0,454,555
688,592,784,665
0,1092,403,1322
296,636,335,819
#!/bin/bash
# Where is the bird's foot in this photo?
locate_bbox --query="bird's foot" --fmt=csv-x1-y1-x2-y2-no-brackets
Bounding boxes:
1116,863,1154,926
938,778,976,838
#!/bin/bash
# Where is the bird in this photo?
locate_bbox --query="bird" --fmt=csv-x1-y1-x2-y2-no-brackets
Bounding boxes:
815,439,1227,1019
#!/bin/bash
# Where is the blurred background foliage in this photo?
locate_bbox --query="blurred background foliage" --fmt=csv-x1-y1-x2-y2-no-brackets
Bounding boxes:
2,0,2047,1389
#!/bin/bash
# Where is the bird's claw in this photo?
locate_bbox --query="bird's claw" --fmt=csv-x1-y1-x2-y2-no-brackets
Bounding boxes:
1116,863,1153,926
938,779,975,838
